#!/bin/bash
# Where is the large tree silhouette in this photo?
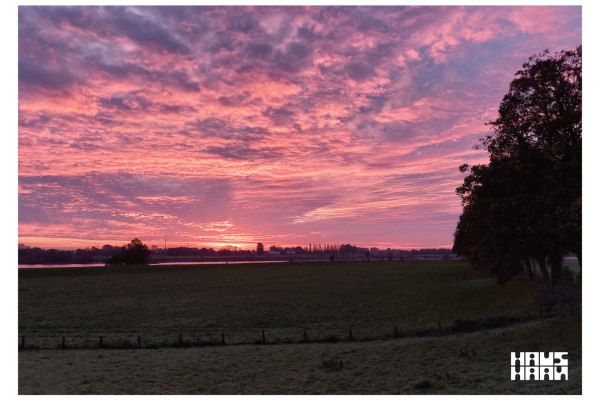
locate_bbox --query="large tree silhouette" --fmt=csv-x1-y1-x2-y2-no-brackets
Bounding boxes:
453,46,581,286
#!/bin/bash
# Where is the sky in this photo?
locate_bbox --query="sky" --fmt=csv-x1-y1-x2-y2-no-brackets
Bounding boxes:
17,5,582,251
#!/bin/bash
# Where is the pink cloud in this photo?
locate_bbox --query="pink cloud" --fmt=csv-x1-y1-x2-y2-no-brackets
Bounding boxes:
18,6,581,250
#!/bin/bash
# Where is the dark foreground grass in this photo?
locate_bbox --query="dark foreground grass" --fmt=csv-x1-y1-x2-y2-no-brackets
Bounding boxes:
18,316,581,394
18,260,581,394
19,260,539,347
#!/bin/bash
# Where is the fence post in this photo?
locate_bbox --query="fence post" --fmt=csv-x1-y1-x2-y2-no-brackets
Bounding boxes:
62,336,65,350
138,335,141,348
349,328,353,341
99,336,102,348
221,332,225,345
179,333,183,347
262,330,265,344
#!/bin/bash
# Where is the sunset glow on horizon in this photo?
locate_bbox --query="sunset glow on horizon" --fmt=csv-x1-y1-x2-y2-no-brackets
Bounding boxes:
18,6,582,250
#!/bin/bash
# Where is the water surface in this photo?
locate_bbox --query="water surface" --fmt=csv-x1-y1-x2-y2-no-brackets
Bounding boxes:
18,260,289,269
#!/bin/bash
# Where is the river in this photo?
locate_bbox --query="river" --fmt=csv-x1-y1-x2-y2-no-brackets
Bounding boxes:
18,260,291,269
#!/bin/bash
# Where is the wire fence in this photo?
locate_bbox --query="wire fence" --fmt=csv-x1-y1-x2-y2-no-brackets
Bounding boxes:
19,306,579,351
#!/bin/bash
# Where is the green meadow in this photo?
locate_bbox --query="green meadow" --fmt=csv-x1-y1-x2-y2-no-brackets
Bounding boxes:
18,260,581,394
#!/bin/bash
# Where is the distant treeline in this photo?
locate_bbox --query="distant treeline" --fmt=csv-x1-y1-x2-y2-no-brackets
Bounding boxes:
159,246,253,257
18,244,122,264
18,242,455,264
261,244,454,258
150,244,455,258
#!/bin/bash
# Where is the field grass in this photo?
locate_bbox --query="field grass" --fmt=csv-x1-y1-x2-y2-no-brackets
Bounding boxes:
19,260,539,346
18,316,581,394
18,260,581,394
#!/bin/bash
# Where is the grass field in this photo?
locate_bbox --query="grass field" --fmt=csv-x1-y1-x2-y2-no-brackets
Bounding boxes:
18,318,581,395
19,260,539,346
18,260,581,394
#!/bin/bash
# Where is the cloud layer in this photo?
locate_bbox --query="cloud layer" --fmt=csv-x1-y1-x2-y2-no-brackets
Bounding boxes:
18,6,582,249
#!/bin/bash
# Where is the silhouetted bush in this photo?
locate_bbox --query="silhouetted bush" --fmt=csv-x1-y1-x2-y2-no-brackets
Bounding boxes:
105,238,151,266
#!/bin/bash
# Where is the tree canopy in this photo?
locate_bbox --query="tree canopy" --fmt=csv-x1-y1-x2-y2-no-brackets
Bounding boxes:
453,46,581,286
105,238,151,266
